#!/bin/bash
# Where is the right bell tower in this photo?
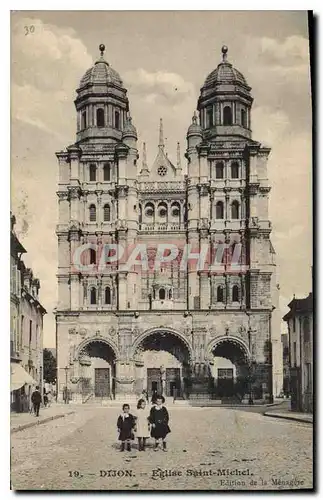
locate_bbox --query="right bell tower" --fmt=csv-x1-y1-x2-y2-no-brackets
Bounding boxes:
186,45,281,399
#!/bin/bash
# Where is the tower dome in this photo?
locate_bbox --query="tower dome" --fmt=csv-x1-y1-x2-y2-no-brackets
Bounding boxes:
187,111,202,137
122,116,137,139
79,44,123,89
75,44,129,144
197,46,253,140
203,45,249,89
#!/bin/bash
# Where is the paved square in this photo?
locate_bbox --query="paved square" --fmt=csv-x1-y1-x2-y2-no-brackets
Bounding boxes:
11,406,313,491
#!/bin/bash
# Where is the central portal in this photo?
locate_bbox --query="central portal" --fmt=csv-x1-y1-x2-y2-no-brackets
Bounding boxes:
134,330,191,399
147,367,181,396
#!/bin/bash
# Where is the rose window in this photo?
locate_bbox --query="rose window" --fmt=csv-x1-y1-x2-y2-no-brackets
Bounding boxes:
157,165,167,176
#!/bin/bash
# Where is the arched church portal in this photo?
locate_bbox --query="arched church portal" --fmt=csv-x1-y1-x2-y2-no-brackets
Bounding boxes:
77,339,117,399
209,337,250,400
133,330,192,399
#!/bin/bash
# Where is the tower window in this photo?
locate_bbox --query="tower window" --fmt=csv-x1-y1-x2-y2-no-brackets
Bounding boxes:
241,108,247,128
105,286,111,305
159,288,166,300
89,164,97,182
169,289,172,299
81,110,87,130
206,106,213,128
115,110,120,130
215,162,224,179
103,163,111,181
231,162,239,179
90,287,97,305
231,201,239,220
217,286,224,303
232,285,239,302
103,204,111,222
89,248,96,265
223,106,232,126
216,201,224,219
89,204,96,222
96,108,105,127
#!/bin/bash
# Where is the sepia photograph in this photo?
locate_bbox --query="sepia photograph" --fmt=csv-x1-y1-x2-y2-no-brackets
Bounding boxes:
10,10,313,491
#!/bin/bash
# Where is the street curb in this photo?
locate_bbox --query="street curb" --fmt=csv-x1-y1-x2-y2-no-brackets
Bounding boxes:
11,411,75,434
264,412,313,424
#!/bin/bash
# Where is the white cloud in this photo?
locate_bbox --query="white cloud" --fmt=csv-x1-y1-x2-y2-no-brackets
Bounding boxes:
124,68,195,106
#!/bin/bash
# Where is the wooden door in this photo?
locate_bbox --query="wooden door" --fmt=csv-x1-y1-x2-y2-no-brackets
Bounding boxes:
147,368,161,396
94,368,110,397
217,368,234,398
166,368,181,397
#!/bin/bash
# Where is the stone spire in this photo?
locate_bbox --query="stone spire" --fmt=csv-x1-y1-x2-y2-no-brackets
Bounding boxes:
176,142,182,173
159,118,164,150
140,142,149,176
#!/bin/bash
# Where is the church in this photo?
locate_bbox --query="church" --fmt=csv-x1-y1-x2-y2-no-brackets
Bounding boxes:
55,44,283,403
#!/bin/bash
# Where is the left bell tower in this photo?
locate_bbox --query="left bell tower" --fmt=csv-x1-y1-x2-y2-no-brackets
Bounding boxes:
55,44,139,401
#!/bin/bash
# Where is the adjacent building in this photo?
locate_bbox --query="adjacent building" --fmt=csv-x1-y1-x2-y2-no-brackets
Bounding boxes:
55,44,282,403
10,214,46,411
283,292,313,413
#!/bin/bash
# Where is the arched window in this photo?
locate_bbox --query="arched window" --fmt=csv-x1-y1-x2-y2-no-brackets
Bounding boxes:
217,286,224,303
90,287,97,305
145,203,154,219
241,108,247,128
223,106,232,126
171,202,180,220
103,204,111,222
103,162,111,181
89,204,96,222
105,286,111,305
89,248,96,265
231,162,239,179
89,164,96,182
216,201,224,219
81,110,87,129
303,317,310,342
96,108,105,127
158,203,167,220
115,110,120,130
231,201,239,220
206,106,213,128
159,288,166,300
232,285,239,302
215,162,224,179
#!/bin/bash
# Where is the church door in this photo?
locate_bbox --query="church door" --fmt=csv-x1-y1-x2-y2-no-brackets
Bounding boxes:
217,368,234,398
147,368,162,396
94,368,110,397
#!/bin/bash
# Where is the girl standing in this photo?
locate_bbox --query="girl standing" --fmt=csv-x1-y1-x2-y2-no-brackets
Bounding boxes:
117,404,136,452
135,399,150,451
149,395,171,452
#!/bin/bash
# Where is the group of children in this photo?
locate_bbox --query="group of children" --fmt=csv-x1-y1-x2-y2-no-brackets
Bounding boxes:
117,395,171,452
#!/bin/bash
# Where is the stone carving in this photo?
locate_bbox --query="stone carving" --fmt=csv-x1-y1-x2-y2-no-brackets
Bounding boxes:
79,328,87,337
109,327,116,337
96,329,102,336
68,328,76,335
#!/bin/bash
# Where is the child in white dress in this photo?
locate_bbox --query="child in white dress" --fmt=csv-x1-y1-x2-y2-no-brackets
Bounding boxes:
135,398,150,451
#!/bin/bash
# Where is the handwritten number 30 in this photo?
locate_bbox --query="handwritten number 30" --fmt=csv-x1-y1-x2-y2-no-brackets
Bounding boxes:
24,26,35,35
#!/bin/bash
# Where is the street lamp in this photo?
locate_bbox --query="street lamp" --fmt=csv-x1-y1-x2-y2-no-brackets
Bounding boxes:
64,365,70,404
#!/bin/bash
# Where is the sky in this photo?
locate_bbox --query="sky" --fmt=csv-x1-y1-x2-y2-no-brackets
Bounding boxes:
10,11,312,347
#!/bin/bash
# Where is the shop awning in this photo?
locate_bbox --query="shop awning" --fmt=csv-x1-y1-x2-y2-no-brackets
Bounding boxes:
11,363,37,391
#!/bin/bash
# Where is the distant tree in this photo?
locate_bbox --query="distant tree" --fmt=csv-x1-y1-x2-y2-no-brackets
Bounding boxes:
43,349,57,383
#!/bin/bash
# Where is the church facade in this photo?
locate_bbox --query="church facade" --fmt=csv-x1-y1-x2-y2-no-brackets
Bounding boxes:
55,44,283,403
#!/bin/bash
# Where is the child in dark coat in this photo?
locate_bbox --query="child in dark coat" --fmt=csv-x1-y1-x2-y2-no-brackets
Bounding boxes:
117,404,136,452
149,395,171,452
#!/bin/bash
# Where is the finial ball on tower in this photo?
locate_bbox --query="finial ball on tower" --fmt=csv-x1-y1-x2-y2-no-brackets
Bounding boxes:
222,45,228,55
99,44,105,56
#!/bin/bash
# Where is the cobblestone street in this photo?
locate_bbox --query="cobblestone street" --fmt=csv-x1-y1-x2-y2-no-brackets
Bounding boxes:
11,406,313,491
